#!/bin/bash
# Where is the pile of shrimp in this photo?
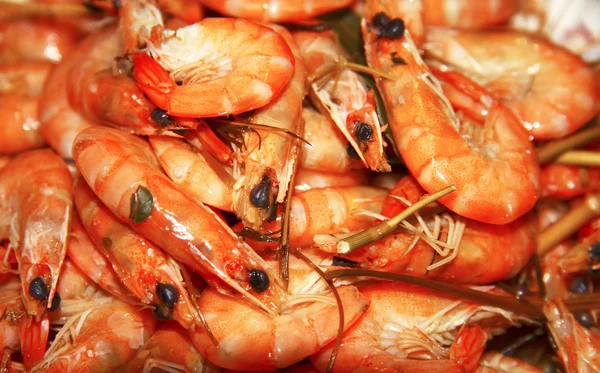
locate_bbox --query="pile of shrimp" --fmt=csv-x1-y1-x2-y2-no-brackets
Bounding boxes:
1,0,599,372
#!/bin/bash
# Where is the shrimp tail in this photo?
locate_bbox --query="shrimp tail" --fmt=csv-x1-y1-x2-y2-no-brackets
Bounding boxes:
18,314,49,370
132,52,176,112
450,324,487,373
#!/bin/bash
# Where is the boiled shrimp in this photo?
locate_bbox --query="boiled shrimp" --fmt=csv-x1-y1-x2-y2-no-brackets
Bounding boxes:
312,282,531,373
119,321,220,373
149,135,235,212
477,352,546,373
362,0,540,224
424,28,600,140
133,18,295,118
299,107,363,173
29,301,157,373
73,126,285,313
540,163,600,199
293,168,369,194
232,24,306,229
39,40,96,159
318,175,536,284
66,214,133,302
73,174,200,328
423,0,518,30
293,29,390,172
190,285,368,371
0,149,72,317
197,0,353,23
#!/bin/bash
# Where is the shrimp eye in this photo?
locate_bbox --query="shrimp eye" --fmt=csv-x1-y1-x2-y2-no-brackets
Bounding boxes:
248,269,270,293
152,304,173,321
249,176,271,208
590,242,600,261
355,122,373,142
29,277,49,301
379,18,405,40
346,143,360,160
151,108,175,127
157,283,179,308
569,276,589,294
332,256,357,268
48,292,61,311
574,311,595,328
372,12,390,28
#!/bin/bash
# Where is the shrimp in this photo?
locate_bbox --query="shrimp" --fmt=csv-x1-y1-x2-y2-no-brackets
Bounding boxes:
197,0,353,23
477,352,546,373
299,107,363,173
66,26,171,135
544,298,600,373
149,135,235,212
73,174,200,328
362,0,540,225
293,30,390,172
39,41,96,159
0,17,82,63
422,0,518,30
73,126,285,313
132,18,295,118
318,175,536,284
119,321,220,373
0,149,72,317
293,168,369,194
0,63,52,97
232,24,306,229
424,28,600,140
311,282,531,373
66,214,134,302
540,163,600,199
29,301,157,373
189,285,368,370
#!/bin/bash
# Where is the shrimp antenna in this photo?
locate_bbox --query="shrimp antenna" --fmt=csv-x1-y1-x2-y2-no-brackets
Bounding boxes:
178,265,218,346
334,185,456,254
213,119,312,150
237,227,282,243
291,248,344,373
311,55,396,91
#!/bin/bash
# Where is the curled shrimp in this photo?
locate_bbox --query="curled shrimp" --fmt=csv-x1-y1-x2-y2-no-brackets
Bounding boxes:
73,174,200,328
190,284,368,371
29,301,158,373
312,282,532,373
232,24,306,229
424,28,600,140
293,29,390,172
197,0,354,23
362,0,540,225
0,149,72,317
132,18,295,118
73,126,285,313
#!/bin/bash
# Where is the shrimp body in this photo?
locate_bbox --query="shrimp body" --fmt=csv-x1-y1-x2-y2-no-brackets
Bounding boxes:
423,0,518,30
190,285,368,371
133,18,295,118
73,126,285,313
425,28,600,140
312,282,528,373
477,352,545,373
540,163,600,199
362,1,540,225
0,149,72,317
30,302,158,373
73,174,200,328
293,168,369,193
0,95,45,155
293,30,390,172
197,0,353,22
232,24,306,229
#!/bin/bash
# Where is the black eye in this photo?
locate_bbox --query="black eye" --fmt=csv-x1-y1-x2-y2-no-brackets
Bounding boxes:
355,122,373,142
48,292,61,311
248,269,270,293
157,283,179,308
379,18,405,39
152,304,173,321
346,143,360,160
29,277,49,301
151,108,175,127
332,256,357,268
569,276,589,294
574,311,595,328
249,176,271,208
372,12,390,28
590,242,600,261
